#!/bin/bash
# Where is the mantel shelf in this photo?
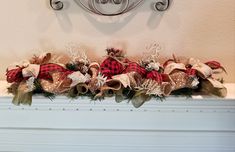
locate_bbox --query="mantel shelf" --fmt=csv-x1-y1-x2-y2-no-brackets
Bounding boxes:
1,81,235,112
1,81,235,152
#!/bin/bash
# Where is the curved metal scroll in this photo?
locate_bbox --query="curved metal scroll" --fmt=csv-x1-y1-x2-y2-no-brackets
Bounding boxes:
50,0,170,15
50,0,64,10
154,0,170,11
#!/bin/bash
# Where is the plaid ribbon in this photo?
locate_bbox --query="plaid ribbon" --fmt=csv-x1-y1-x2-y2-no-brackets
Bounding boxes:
6,68,24,83
100,57,125,79
146,70,162,84
122,62,147,77
38,63,73,80
6,63,73,83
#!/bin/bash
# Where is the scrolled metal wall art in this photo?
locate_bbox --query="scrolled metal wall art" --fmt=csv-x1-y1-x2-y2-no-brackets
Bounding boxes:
50,0,170,16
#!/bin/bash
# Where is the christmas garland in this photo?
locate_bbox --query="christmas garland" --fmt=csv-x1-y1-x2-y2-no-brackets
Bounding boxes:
6,46,227,108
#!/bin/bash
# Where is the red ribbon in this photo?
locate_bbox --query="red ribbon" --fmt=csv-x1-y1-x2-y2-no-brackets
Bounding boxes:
185,68,197,76
205,61,222,69
100,57,166,83
146,70,162,84
163,59,175,68
38,63,73,80
6,68,24,83
122,62,147,77
205,61,227,74
100,57,124,79
6,63,73,83
205,61,227,73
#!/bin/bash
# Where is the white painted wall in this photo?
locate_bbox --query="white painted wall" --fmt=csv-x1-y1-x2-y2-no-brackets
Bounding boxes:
0,0,234,82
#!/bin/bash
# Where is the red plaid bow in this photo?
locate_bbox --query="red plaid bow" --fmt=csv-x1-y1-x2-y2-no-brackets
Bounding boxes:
6,63,73,83
146,70,163,84
122,62,147,77
38,63,73,80
100,57,125,79
6,68,24,83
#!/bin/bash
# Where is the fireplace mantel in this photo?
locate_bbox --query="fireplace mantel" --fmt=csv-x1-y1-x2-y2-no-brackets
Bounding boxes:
0,81,235,152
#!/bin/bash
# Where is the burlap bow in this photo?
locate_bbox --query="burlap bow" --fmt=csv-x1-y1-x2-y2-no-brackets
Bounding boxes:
6,53,53,105
163,58,227,97
6,53,53,83
189,58,227,97
94,79,122,99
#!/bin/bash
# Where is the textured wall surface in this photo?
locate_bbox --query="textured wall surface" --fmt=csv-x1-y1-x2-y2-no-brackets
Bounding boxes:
0,0,234,82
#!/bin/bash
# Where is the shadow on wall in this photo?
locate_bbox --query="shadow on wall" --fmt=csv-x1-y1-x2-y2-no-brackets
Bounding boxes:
37,0,172,34
36,0,74,32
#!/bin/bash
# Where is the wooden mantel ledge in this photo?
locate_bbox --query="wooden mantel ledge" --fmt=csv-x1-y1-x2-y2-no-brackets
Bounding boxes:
0,82,235,152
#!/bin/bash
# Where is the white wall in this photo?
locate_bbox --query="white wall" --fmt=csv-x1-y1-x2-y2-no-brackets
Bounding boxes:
0,0,234,82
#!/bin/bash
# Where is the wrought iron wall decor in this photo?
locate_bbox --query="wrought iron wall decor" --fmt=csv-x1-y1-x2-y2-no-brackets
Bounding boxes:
50,0,170,16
